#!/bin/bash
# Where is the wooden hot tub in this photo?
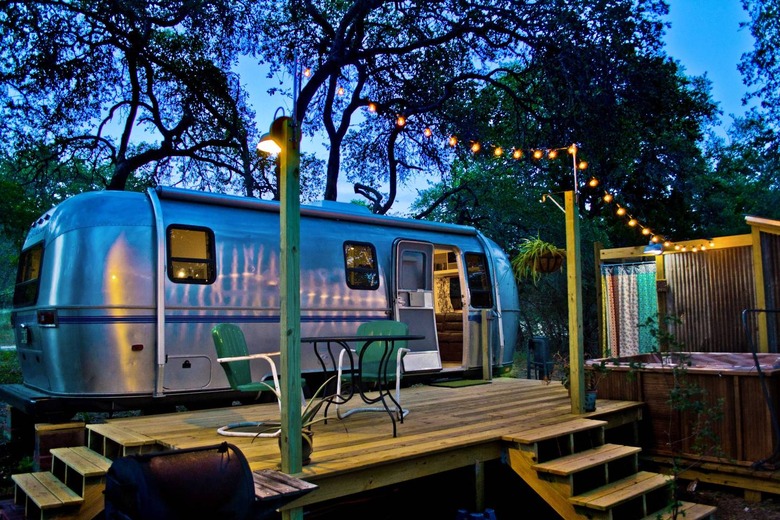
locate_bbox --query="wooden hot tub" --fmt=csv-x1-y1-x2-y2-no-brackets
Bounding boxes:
593,352,780,467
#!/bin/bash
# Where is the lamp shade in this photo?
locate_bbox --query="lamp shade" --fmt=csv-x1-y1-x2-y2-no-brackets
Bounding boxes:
643,241,663,255
256,132,281,155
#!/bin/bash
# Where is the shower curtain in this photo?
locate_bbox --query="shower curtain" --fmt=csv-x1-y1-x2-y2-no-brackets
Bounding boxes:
602,262,659,357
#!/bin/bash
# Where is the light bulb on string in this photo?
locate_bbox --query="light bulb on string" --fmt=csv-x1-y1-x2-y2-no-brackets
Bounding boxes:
424,128,432,137
616,205,626,216
303,68,312,77
579,160,589,171
470,142,481,153
396,115,406,127
533,149,544,160
449,136,458,147
568,144,577,155
494,146,503,157
367,102,377,113
337,86,345,96
588,177,599,188
548,149,558,159
628,218,638,227
641,227,651,236
512,149,523,159
603,193,613,203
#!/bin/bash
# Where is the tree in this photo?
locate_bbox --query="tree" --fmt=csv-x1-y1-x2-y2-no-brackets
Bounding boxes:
740,0,780,141
0,0,269,194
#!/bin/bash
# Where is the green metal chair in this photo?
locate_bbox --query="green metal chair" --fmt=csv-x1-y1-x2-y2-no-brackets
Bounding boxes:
334,320,411,421
212,323,281,438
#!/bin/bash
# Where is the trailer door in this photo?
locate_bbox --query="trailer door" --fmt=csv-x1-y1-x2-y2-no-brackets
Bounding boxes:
393,239,441,372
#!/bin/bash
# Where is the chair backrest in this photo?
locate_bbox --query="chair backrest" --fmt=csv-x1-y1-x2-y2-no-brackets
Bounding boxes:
212,323,252,389
530,337,550,365
355,320,409,382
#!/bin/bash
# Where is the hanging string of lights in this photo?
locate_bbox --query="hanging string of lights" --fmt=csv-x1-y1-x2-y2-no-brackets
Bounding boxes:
307,77,713,254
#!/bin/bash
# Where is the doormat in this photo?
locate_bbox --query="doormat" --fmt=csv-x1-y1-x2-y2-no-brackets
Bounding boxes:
429,379,491,388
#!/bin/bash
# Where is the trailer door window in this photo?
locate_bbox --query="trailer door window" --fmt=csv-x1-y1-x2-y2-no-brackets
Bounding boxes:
344,242,379,290
167,226,216,284
13,243,43,307
465,253,493,308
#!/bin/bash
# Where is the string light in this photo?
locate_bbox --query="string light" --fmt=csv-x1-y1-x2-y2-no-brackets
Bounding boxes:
353,104,683,251
303,68,312,77
337,86,345,96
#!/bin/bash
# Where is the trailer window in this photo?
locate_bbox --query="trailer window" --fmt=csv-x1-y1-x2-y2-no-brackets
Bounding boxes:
344,242,379,290
465,253,493,308
13,243,43,307
167,226,216,284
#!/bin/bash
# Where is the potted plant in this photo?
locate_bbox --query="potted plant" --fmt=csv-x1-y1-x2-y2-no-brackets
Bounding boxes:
259,375,338,465
551,352,610,412
583,358,611,412
511,235,566,284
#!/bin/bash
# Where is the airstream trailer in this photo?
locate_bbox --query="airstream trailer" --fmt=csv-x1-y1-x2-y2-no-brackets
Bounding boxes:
7,186,520,420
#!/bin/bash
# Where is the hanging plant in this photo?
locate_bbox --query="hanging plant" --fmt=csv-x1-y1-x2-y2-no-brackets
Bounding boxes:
511,235,566,284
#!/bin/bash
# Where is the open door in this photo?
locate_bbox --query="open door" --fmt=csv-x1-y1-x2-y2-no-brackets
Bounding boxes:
393,239,442,372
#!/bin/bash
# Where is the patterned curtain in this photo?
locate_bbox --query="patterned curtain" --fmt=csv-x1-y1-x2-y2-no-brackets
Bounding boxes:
602,262,659,356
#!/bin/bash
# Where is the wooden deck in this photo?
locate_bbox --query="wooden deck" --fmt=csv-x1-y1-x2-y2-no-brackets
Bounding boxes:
95,377,644,515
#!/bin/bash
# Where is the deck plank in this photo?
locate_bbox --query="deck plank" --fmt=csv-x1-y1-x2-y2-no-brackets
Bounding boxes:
95,378,646,508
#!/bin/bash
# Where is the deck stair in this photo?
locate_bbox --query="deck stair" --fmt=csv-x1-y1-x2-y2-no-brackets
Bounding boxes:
6,423,165,520
6,423,316,520
502,417,717,519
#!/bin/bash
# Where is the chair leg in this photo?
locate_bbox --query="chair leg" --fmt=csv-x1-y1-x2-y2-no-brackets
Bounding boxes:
217,354,283,438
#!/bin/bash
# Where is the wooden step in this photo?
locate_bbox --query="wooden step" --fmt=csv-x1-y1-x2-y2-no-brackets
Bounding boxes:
503,417,607,444
12,472,82,519
50,446,112,500
86,423,160,458
642,500,717,520
533,443,641,476
569,471,672,511
50,446,111,478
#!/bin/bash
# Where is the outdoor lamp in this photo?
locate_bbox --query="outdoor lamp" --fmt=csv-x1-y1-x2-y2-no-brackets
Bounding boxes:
257,132,282,154
644,241,663,255
256,110,290,156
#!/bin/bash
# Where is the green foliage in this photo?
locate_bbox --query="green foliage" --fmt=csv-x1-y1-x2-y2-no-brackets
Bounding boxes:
641,314,726,514
0,349,22,385
511,235,566,285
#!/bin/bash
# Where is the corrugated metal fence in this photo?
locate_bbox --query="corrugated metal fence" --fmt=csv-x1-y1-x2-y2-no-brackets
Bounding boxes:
599,218,780,354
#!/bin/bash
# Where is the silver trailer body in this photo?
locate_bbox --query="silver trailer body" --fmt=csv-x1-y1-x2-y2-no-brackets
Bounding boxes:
10,187,520,409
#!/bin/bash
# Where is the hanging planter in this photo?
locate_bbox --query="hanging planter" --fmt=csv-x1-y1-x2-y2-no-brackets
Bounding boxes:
511,235,566,284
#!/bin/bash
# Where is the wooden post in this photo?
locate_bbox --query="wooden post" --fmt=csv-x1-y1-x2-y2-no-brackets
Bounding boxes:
277,116,303,475
594,241,604,357
565,191,585,414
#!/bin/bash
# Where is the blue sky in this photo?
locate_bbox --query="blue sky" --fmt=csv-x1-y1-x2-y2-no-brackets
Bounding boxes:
663,1,754,132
